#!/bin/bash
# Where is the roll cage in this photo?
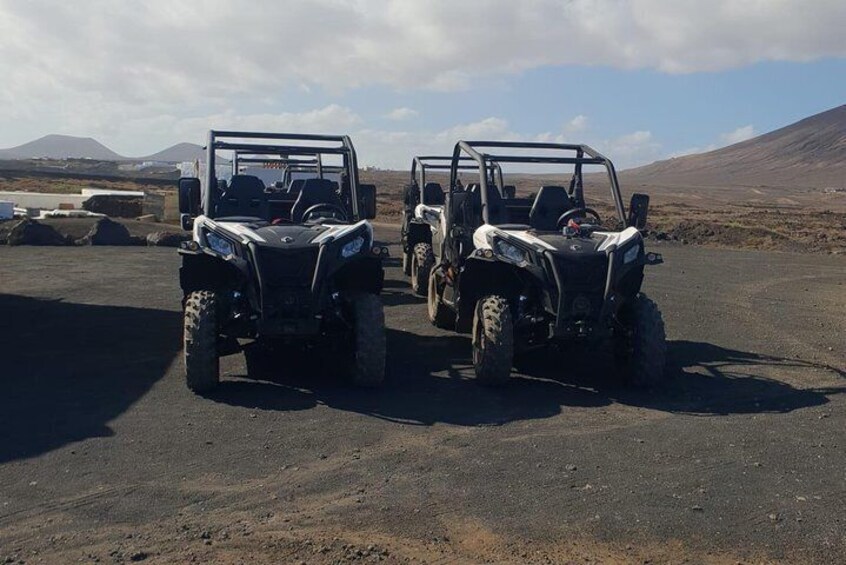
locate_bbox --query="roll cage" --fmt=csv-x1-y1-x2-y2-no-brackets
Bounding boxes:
412,156,503,190
204,130,363,220
232,153,323,177
231,152,345,187
448,141,627,225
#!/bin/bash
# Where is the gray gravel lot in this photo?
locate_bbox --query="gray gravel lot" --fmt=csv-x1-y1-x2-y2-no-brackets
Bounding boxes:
0,227,844,564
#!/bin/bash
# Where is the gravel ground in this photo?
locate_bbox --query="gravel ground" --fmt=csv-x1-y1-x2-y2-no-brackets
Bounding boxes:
0,226,844,564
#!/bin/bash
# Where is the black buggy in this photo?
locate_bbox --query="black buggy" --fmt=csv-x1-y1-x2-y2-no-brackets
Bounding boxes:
400,156,503,295
176,131,388,392
426,140,666,386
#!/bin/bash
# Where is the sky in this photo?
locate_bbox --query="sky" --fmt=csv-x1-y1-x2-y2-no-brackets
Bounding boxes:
0,0,844,169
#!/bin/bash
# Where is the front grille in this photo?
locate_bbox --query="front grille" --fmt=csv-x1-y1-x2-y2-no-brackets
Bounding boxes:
255,247,319,319
552,254,609,321
554,254,609,291
256,247,318,288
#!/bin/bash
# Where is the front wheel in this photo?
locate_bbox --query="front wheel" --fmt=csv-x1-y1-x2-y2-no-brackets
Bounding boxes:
427,270,455,329
472,295,513,386
348,293,386,387
614,293,667,388
411,242,434,296
184,290,220,393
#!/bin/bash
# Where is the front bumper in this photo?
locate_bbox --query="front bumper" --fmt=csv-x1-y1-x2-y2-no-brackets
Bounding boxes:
544,247,658,339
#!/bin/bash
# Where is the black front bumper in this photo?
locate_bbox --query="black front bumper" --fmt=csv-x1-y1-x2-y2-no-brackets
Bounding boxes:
545,249,615,339
252,244,328,337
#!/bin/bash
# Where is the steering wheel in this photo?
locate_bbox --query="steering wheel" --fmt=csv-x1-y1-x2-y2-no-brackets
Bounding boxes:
556,207,601,228
301,203,348,223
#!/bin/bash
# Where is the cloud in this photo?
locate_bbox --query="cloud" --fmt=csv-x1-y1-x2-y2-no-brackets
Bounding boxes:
666,124,759,158
385,107,419,121
434,117,515,142
720,125,756,145
84,105,363,156
602,131,663,169
0,1,835,163
565,115,589,134
353,117,661,170
2,1,843,106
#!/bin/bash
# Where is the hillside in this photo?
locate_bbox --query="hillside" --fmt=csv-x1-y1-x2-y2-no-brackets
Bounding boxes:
623,105,846,189
0,134,125,161
141,142,205,162
0,137,204,163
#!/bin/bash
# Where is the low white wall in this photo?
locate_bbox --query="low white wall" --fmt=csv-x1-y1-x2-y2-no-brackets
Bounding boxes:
0,191,89,210
81,188,145,198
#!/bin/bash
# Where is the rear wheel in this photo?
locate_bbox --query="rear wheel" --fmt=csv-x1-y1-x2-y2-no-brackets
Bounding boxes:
427,270,455,329
184,290,220,393
348,293,386,387
411,242,434,296
472,295,513,386
614,293,667,388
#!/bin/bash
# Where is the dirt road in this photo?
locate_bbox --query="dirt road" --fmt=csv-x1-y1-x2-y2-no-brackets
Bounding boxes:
1,227,844,564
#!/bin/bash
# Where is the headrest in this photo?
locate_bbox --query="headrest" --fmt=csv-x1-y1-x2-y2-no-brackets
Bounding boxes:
288,179,306,194
227,175,265,194
423,182,444,205
301,178,337,194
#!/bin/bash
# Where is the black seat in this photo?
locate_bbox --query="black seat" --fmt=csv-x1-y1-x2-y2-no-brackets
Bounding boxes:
287,179,306,195
291,178,344,223
529,186,573,231
469,183,509,225
402,182,420,212
423,182,445,205
216,175,268,219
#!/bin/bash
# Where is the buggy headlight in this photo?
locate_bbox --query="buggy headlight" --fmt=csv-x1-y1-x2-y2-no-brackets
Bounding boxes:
623,243,641,264
341,235,366,258
206,230,235,256
493,238,528,265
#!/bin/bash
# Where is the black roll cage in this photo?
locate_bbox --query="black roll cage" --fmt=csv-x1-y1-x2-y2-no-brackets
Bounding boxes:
232,152,347,186
411,156,503,190
205,130,362,220
232,153,324,177
449,141,627,225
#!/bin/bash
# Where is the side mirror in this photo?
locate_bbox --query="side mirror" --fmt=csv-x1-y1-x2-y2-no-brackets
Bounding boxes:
627,193,649,230
359,184,377,220
178,177,201,217
502,185,516,199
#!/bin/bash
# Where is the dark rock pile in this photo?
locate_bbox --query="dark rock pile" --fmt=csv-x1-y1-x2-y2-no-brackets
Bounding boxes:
146,231,191,247
77,217,134,246
5,218,69,246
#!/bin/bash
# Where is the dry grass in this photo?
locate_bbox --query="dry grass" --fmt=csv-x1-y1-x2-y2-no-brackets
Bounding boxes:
3,170,844,254
0,174,165,195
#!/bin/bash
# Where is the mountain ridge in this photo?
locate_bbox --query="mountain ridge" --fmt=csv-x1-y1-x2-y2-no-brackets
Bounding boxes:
0,135,204,163
2,105,844,187
621,104,845,189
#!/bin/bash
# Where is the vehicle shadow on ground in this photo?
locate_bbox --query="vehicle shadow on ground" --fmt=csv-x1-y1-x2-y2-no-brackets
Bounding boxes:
207,328,607,425
379,279,423,307
209,329,844,426
0,294,182,463
518,340,846,416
